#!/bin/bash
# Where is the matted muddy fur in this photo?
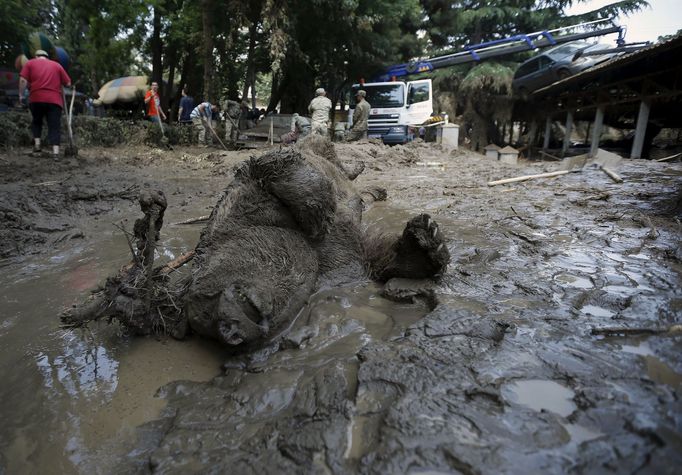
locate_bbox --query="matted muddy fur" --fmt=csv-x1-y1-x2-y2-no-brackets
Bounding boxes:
62,135,450,350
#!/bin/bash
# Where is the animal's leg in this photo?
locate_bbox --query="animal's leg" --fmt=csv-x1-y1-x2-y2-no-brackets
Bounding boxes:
367,213,450,281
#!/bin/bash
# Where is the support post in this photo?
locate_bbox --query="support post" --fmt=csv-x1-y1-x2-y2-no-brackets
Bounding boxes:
528,120,538,146
630,100,650,159
542,116,552,150
562,111,574,155
589,105,605,158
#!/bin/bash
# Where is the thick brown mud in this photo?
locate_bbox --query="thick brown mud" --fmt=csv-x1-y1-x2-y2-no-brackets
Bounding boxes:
0,141,680,473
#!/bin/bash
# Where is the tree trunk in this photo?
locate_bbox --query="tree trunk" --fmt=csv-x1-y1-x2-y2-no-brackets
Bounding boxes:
151,6,163,86
201,0,214,102
242,21,257,105
267,73,286,113
165,48,178,121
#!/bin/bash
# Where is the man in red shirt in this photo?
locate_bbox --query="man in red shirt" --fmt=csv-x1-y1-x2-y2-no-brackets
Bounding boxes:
144,81,166,122
19,49,72,160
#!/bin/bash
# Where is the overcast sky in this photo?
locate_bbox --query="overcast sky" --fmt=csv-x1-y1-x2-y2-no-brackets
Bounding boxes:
566,0,682,43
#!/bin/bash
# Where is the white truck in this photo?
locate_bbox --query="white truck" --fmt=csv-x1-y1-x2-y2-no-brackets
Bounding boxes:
348,79,433,145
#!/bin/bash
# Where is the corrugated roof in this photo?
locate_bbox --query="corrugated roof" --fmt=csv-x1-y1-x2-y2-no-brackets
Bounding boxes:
499,146,519,153
532,34,682,96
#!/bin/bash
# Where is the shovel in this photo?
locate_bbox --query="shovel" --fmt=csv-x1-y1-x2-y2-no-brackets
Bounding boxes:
204,117,229,151
62,87,78,157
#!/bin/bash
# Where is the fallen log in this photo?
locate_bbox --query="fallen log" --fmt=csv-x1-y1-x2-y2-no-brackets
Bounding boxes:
487,169,577,186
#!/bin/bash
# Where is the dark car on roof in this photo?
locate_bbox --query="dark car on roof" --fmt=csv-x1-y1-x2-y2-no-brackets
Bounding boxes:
512,41,617,95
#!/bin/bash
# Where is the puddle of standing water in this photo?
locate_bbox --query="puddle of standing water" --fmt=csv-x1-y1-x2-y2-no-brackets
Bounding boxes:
0,225,226,473
501,379,576,417
620,340,682,390
580,305,615,318
553,273,594,289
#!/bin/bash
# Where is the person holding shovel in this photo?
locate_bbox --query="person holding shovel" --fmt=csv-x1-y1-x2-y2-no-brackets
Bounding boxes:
18,49,71,160
190,101,220,147
223,98,241,144
144,82,166,122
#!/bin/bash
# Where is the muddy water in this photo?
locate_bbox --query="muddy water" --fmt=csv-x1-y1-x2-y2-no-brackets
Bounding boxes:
0,221,224,472
0,202,433,473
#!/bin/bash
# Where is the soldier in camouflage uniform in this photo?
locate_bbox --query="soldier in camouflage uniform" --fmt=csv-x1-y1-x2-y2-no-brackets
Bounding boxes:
223,99,241,144
346,90,370,142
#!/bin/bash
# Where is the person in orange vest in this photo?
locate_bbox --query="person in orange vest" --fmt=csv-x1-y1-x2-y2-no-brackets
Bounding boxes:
144,81,166,122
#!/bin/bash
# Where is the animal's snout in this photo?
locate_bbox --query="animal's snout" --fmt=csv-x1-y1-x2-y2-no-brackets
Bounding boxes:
216,285,271,346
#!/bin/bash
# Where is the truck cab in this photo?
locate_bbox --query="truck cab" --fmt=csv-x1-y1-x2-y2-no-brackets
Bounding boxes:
348,79,432,144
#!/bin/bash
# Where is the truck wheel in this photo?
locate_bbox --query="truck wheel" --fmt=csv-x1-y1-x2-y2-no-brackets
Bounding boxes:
558,69,571,80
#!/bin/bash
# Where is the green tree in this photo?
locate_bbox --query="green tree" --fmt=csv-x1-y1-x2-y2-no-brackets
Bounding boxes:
55,0,147,96
0,0,52,67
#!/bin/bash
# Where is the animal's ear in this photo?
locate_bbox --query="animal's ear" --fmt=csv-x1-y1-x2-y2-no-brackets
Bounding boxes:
248,149,337,241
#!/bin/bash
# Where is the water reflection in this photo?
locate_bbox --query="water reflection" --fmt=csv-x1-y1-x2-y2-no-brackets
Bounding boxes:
0,225,203,473
35,340,119,398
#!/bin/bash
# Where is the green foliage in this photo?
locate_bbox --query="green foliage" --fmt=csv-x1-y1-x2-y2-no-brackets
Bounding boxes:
54,0,148,96
460,62,514,95
420,1,649,51
0,112,144,148
0,0,52,66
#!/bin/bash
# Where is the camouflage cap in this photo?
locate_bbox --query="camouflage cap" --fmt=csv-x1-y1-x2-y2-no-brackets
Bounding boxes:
315,88,325,95
355,90,366,97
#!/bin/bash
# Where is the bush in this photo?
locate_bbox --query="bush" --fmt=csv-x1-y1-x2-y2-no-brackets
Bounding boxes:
0,111,228,149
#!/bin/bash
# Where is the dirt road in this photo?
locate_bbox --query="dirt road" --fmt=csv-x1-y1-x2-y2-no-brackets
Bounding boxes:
0,141,680,473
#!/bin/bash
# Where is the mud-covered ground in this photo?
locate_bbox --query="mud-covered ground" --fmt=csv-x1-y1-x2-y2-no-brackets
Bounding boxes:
0,140,680,474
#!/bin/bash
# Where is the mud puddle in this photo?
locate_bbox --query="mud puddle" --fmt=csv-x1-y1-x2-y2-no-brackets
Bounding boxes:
0,201,434,473
0,221,225,473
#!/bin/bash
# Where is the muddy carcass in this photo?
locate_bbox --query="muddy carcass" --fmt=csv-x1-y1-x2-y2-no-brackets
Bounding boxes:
61,136,450,350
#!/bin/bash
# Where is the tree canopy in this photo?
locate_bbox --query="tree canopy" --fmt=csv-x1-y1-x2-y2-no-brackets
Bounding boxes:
1,0,649,116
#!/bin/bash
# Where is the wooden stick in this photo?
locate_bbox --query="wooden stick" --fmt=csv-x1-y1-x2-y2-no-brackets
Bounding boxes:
590,326,674,337
655,152,681,162
600,165,623,183
157,250,195,276
172,214,210,225
487,169,574,186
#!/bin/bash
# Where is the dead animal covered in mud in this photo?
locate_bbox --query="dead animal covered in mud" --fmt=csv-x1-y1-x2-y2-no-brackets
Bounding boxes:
61,135,450,349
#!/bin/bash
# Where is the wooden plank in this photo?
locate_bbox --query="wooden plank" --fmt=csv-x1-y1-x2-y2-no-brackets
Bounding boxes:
655,152,682,162
487,170,574,186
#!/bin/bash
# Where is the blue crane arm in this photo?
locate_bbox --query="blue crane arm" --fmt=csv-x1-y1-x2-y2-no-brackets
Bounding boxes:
375,19,624,82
